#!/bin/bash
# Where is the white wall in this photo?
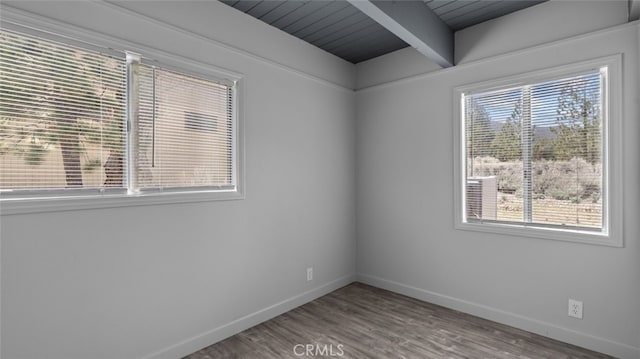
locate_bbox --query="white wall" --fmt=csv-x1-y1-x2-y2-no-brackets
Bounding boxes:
355,46,441,90
0,2,356,359
355,0,630,90
355,3,639,358
2,1,639,359
106,0,355,90
454,0,629,64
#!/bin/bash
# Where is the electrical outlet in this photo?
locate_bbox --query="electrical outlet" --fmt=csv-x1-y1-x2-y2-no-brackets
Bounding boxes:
568,299,583,319
307,267,313,282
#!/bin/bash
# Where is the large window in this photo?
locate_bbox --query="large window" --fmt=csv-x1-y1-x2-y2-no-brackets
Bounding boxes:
455,57,622,246
0,29,240,208
0,30,127,191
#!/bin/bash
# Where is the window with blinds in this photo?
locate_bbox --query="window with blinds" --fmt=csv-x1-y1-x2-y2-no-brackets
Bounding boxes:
461,68,607,233
0,30,126,192
0,29,238,200
131,63,234,192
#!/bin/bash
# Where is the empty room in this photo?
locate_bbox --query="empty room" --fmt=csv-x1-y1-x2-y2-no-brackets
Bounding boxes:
0,0,638,358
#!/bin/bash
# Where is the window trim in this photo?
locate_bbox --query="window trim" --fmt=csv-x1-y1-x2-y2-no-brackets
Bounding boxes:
453,55,623,247
0,10,245,215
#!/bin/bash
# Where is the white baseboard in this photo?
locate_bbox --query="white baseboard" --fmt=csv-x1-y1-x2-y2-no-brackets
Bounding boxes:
143,274,356,359
357,273,639,359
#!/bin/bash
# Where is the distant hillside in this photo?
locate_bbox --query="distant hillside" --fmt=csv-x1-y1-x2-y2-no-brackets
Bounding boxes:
489,120,556,139
534,126,555,139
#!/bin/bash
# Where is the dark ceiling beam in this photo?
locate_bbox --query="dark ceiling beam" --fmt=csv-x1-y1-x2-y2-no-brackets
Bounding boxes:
346,0,453,67
630,0,640,21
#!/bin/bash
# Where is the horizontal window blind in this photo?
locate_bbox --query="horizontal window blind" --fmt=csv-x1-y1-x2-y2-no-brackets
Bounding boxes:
0,30,126,191
132,63,234,191
1,28,238,200
463,70,604,231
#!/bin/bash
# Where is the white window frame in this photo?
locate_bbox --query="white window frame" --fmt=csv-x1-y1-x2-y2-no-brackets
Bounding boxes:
453,55,623,247
0,9,245,215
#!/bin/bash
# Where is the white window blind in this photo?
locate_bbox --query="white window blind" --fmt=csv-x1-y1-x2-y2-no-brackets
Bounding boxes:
463,69,605,232
1,28,240,205
0,30,126,192
131,63,234,192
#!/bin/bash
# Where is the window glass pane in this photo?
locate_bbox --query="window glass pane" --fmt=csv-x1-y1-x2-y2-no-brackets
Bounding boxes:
465,88,523,222
134,64,234,190
463,70,604,231
530,72,602,228
0,30,126,191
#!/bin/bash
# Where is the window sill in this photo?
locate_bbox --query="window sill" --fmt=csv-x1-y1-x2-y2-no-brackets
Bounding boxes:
0,189,244,215
455,221,622,248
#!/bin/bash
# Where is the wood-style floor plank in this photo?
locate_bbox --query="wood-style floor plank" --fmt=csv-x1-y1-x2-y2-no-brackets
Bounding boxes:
183,283,612,359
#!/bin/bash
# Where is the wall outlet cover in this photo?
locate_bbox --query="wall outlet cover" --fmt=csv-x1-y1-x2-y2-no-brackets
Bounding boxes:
568,299,583,319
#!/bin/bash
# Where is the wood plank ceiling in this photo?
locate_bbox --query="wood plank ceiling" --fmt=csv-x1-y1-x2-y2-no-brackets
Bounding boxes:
220,0,547,64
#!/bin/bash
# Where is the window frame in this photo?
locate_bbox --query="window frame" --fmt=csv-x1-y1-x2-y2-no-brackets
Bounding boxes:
453,55,623,247
0,12,245,215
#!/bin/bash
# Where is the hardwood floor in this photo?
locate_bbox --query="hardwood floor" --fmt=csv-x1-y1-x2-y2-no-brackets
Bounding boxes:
183,283,612,359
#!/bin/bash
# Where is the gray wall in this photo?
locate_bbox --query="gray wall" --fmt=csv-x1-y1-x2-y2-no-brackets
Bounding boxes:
0,2,356,358
1,1,639,359
355,2,639,358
